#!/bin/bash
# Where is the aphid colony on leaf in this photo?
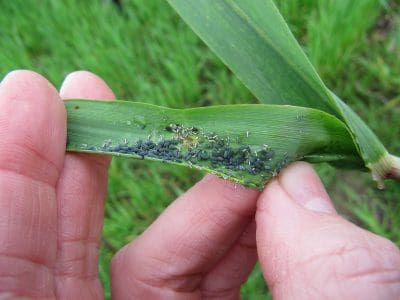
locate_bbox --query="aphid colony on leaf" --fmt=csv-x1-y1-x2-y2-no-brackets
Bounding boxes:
79,123,291,178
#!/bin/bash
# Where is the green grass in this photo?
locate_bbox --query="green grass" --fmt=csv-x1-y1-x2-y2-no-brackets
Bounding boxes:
1,0,399,298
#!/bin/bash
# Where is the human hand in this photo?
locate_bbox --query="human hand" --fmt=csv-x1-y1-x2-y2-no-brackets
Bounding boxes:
111,162,400,299
1,71,399,300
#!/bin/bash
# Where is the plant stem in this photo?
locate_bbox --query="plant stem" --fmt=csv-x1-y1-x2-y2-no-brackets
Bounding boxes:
370,153,400,189
388,154,400,180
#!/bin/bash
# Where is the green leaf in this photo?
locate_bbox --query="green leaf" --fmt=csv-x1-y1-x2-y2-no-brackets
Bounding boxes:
167,0,394,182
330,93,388,181
65,99,362,190
167,0,335,114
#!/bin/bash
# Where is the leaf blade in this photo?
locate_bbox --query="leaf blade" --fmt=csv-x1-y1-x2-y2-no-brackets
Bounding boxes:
167,0,335,114
65,99,362,189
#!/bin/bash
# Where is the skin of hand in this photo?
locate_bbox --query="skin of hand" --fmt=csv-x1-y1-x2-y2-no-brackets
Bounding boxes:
0,70,399,300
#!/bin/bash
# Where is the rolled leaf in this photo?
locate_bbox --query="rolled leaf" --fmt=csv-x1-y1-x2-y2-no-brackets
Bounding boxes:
65,99,363,189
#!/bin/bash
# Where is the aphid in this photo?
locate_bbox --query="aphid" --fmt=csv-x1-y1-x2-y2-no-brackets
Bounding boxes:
119,148,129,154
246,131,250,137
223,150,229,158
190,126,199,133
250,167,257,174
199,152,209,160
206,133,218,141
165,123,178,132
102,139,112,149
216,139,225,147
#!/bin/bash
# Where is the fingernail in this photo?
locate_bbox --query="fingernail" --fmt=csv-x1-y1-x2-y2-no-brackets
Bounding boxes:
279,162,336,214
59,70,114,100
59,71,80,95
1,70,20,85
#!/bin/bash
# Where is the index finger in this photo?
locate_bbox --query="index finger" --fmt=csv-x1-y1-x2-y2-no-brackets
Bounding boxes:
55,71,115,298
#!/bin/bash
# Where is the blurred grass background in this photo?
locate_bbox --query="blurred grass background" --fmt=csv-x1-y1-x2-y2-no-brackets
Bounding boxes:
1,0,399,298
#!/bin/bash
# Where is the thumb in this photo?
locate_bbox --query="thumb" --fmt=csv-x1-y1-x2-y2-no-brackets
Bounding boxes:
256,162,400,300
